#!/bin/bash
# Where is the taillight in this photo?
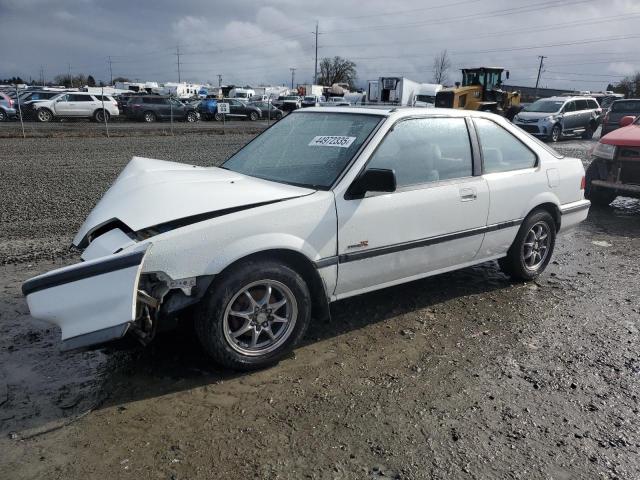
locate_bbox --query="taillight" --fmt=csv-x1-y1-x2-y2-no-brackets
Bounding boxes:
8,98,13,108
580,175,586,190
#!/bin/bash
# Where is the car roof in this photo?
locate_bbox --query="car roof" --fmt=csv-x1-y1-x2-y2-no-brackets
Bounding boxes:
542,96,597,102
298,106,518,119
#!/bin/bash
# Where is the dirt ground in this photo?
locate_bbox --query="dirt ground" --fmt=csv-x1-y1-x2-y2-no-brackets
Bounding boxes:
1,131,639,479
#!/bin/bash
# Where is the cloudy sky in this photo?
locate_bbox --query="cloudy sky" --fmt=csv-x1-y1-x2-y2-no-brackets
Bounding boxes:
1,0,639,90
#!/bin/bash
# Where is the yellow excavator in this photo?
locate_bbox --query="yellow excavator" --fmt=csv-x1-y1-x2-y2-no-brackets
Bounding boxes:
435,67,521,120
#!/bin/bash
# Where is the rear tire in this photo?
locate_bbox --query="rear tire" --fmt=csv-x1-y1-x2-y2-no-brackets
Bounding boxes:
582,122,595,140
214,113,223,121
143,111,156,123
0,109,7,122
94,110,110,123
585,161,617,206
249,111,259,121
195,260,312,371
499,210,556,281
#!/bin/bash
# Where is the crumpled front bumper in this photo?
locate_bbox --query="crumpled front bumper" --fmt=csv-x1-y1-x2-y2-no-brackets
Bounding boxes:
22,246,149,350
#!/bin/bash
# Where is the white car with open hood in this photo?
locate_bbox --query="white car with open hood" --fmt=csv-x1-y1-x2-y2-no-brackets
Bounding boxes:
23,107,590,370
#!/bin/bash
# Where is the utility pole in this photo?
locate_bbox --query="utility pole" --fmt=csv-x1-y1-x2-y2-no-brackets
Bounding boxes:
290,67,296,90
176,45,182,83
534,55,547,100
313,21,319,84
108,56,113,85
68,63,73,88
39,65,45,86
217,74,222,87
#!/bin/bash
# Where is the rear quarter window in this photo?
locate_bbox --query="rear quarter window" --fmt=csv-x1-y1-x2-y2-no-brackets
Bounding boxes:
474,118,537,173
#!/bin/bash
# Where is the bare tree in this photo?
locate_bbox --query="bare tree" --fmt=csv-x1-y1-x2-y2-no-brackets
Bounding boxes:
610,72,640,97
432,50,451,85
318,56,357,88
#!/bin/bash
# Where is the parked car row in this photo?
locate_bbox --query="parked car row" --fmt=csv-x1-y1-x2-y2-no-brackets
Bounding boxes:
512,95,640,143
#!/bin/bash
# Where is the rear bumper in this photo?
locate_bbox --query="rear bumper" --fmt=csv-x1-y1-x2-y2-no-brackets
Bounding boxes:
591,179,640,197
23,247,149,349
559,199,590,232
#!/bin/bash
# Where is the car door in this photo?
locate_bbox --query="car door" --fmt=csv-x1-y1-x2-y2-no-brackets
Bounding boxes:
53,94,74,116
574,99,590,130
471,117,541,258
169,98,185,119
229,99,243,117
334,116,490,297
561,100,579,131
72,94,96,117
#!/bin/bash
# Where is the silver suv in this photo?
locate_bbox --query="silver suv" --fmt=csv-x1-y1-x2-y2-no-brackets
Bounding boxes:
513,96,602,142
32,92,119,122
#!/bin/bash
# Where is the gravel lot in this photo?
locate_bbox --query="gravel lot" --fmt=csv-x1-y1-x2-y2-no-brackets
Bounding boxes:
1,129,639,479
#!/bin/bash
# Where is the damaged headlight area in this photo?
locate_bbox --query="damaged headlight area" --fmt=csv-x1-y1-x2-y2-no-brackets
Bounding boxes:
132,272,215,346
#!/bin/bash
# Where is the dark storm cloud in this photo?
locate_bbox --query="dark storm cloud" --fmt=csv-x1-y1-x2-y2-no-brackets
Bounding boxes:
1,0,639,90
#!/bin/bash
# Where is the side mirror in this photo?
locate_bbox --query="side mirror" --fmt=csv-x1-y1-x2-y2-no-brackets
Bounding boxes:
506,70,510,80
347,168,396,198
620,115,635,127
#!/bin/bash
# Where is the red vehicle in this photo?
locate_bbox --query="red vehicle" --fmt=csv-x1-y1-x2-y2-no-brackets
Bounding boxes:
586,115,640,206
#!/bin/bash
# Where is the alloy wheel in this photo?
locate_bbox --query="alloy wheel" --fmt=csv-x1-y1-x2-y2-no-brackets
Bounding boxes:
222,279,298,356
522,221,550,270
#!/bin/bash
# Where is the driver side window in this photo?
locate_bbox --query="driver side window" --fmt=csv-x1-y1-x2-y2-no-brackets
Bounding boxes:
367,117,473,188
563,101,576,113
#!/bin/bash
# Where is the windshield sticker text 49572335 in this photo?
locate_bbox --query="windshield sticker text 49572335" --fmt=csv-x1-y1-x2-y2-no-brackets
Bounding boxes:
308,136,356,148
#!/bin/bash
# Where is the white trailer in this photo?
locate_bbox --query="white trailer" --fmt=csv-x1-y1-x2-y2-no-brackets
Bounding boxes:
229,87,255,99
300,84,324,97
367,80,379,105
368,77,422,106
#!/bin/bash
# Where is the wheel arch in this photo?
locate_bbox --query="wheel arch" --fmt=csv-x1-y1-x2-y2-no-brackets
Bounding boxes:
215,248,331,323
526,201,561,232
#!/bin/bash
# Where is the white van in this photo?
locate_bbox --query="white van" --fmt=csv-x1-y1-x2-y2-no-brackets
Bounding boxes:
413,83,443,107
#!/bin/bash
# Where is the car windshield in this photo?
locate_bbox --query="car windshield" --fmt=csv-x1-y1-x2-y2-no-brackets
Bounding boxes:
222,112,383,189
523,100,564,113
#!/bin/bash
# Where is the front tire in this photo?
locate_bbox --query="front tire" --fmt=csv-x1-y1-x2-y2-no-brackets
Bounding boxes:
195,261,312,370
214,112,223,121
499,210,556,281
0,109,7,122
36,109,53,123
249,111,259,121
585,161,617,206
186,111,198,122
548,124,561,142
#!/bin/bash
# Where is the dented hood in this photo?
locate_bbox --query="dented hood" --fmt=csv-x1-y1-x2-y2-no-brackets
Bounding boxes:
73,156,314,246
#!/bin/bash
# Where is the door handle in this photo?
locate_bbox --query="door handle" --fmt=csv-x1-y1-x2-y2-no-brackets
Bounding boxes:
459,187,477,201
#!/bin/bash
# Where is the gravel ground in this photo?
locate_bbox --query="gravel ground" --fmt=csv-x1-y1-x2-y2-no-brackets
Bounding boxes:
0,131,259,264
0,132,639,479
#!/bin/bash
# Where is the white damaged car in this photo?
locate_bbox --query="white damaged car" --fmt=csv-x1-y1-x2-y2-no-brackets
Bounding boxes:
23,107,590,370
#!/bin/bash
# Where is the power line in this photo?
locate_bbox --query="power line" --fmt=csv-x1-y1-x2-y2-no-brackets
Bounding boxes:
324,0,595,35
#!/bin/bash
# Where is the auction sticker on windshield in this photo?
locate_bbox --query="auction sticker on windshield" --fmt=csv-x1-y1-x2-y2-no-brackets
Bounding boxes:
308,136,356,148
